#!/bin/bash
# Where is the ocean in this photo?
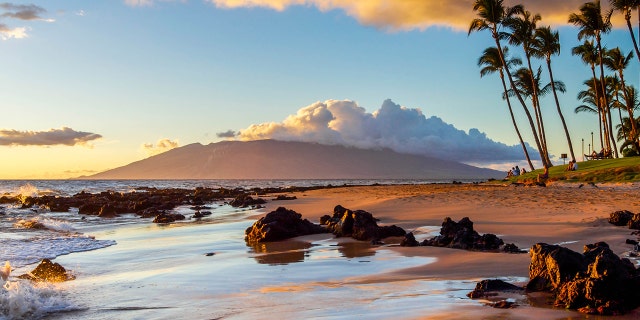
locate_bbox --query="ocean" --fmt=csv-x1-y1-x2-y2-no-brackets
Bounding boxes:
0,179,504,320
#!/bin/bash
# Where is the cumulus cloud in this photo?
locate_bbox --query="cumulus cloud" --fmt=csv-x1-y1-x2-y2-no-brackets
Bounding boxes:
0,127,102,147
142,138,179,156
216,130,238,138
0,3,53,40
238,99,538,163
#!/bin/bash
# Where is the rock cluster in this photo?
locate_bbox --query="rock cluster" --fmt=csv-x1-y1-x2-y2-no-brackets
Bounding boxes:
608,210,640,229
320,205,406,241
18,259,75,282
414,217,522,252
245,207,326,243
527,242,640,315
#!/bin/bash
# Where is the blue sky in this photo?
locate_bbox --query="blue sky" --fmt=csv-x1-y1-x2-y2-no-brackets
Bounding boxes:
0,0,638,178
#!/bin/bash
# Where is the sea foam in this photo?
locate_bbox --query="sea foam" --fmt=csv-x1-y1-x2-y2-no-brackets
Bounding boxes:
0,280,79,320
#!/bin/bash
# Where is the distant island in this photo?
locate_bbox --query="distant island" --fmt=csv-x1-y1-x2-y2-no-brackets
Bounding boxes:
84,140,501,180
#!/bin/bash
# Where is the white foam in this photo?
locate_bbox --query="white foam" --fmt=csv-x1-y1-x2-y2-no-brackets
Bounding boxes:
0,236,116,268
0,280,79,320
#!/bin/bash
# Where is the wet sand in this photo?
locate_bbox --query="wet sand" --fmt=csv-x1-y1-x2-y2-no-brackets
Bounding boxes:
261,182,640,318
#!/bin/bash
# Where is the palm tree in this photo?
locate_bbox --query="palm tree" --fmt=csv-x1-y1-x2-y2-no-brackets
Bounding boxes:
576,77,615,153
615,86,640,156
503,10,550,162
610,0,640,62
478,47,535,170
572,40,605,150
533,26,576,162
469,0,550,167
604,47,639,150
569,0,616,157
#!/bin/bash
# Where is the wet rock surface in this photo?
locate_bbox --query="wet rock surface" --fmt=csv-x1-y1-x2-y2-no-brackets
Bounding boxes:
527,242,640,315
419,217,520,252
321,205,406,241
245,207,327,243
18,259,75,282
467,279,524,299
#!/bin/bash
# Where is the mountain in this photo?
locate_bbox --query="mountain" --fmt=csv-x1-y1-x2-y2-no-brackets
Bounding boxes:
85,140,501,180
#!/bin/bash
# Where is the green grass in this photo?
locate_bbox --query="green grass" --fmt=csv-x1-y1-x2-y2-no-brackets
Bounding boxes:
501,157,640,183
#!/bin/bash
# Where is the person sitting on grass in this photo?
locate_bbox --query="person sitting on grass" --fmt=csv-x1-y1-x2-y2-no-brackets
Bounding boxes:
537,166,549,183
565,160,577,171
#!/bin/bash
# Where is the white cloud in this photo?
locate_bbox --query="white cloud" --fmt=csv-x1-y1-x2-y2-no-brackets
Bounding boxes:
0,127,102,147
0,24,27,39
238,99,538,163
142,138,179,156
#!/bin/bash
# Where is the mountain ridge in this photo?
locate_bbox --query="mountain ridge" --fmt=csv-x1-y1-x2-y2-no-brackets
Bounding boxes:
85,140,501,180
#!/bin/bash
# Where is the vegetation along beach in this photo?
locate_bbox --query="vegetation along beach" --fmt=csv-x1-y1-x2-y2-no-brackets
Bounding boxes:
1,0,640,319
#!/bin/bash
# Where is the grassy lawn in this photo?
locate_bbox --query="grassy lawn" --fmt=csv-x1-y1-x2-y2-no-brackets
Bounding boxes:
501,157,640,183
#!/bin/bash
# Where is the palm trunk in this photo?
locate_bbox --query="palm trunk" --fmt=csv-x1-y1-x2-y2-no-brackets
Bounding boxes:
590,65,604,149
626,13,640,62
618,74,639,147
546,58,575,161
525,55,550,165
500,71,534,170
492,30,549,167
607,105,618,157
596,34,617,157
616,90,628,142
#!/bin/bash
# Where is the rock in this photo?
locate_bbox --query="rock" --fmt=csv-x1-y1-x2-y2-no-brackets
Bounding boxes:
492,300,517,309
400,232,420,247
608,210,635,226
98,204,118,218
321,205,406,241
421,217,504,251
18,259,74,282
528,242,640,315
229,194,267,208
527,243,586,292
628,213,640,230
245,207,327,243
274,195,297,201
502,243,524,253
467,279,523,298
625,239,638,245
152,213,186,224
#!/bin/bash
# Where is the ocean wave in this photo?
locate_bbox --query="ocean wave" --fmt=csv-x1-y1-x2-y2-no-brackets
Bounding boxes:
0,280,81,320
0,236,116,268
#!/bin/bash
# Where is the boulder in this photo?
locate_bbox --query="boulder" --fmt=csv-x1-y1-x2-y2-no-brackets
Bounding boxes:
152,213,186,224
98,204,118,218
245,207,327,243
321,205,406,241
400,232,420,247
229,194,267,208
18,259,74,282
528,242,640,315
608,210,634,226
467,279,523,299
421,217,507,251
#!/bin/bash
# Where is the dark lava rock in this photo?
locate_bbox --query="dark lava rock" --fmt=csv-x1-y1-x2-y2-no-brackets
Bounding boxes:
18,259,75,282
527,242,640,315
628,213,640,230
467,279,523,298
229,194,267,208
98,204,118,218
420,217,506,251
321,205,406,241
609,210,635,227
274,195,297,201
152,213,186,224
400,232,420,247
245,207,327,243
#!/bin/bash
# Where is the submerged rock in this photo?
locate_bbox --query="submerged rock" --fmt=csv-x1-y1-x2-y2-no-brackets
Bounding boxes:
467,279,523,299
400,232,420,247
321,205,406,241
18,259,75,282
527,242,640,315
229,194,267,208
152,213,186,224
245,207,327,243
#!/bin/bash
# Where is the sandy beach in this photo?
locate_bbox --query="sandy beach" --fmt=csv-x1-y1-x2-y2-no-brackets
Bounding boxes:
258,182,640,318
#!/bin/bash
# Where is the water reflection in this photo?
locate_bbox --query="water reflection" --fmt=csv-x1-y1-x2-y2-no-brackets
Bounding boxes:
249,241,313,265
249,239,377,265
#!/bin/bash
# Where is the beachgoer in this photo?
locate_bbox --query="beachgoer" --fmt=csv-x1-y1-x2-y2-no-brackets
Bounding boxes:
572,160,578,171
537,166,549,183
565,161,574,171
521,168,527,174
514,166,520,176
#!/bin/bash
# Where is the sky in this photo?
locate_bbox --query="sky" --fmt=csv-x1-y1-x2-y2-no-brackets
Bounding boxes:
0,0,638,179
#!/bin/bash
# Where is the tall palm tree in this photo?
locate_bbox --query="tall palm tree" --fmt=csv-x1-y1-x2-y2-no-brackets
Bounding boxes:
572,40,605,149
615,86,640,156
569,0,616,157
478,46,535,170
576,77,615,153
469,0,550,167
503,10,550,161
610,0,640,61
533,26,576,162
604,47,639,150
